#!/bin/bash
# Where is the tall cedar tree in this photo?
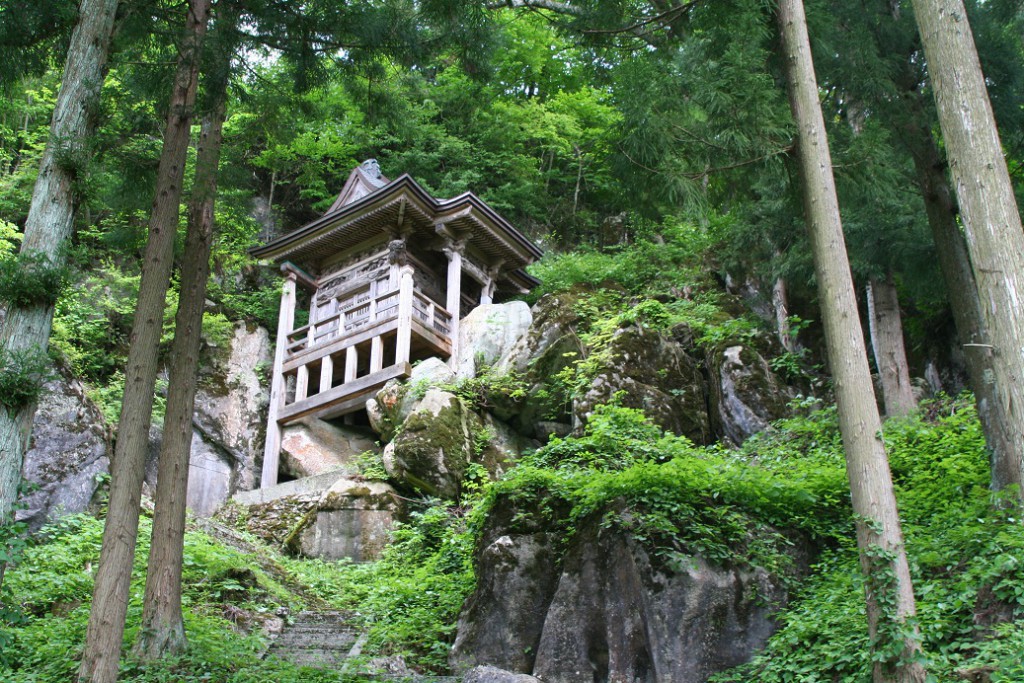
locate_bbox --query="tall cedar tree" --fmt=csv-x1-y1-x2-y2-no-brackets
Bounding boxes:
134,24,233,660
776,0,927,680
77,0,212,680
818,0,1016,497
0,0,119,584
909,0,1024,497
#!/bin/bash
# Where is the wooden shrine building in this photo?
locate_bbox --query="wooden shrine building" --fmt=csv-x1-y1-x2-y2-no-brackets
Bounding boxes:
252,160,543,487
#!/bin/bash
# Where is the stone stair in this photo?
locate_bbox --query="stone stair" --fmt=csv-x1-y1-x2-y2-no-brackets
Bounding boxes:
265,610,364,669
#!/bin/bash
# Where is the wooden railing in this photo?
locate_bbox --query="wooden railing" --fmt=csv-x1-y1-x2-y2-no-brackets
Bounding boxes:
413,290,453,338
285,284,402,358
283,280,453,363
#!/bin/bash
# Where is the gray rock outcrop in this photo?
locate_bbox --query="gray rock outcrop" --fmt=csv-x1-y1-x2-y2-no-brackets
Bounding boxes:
279,418,376,479
573,323,711,444
380,389,481,498
18,368,111,531
286,478,402,562
451,494,807,682
708,344,797,445
463,666,541,683
191,322,272,496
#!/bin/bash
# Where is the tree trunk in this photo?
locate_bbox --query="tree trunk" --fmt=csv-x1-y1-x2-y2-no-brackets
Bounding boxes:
0,0,119,583
867,274,917,417
909,0,1024,497
776,1,927,680
899,104,1014,492
772,271,794,352
133,66,229,664
77,1,211,681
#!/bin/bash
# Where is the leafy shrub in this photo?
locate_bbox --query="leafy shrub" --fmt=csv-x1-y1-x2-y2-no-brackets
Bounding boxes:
0,343,53,410
0,250,69,308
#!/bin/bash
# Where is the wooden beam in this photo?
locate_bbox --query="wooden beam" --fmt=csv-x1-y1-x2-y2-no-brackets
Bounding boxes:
278,363,412,423
280,261,316,291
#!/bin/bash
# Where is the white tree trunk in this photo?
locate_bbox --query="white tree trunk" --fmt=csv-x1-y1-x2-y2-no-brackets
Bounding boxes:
0,0,119,534
867,275,917,417
777,1,926,680
909,0,1024,497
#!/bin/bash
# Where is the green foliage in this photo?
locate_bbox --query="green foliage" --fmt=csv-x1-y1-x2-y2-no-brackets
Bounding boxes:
0,250,68,308
51,262,139,383
438,364,527,411
286,499,479,674
0,514,353,683
0,219,21,256
527,218,714,301
714,397,1024,683
502,404,845,577
0,343,52,410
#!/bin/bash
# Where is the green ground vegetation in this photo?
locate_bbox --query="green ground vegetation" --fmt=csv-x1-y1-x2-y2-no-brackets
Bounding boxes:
2,396,1022,681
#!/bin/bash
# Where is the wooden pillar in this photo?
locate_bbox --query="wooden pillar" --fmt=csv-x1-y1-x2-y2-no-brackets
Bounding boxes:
261,272,297,489
320,354,333,392
370,336,384,372
295,365,309,401
480,261,502,306
345,345,359,383
444,239,464,365
395,265,414,365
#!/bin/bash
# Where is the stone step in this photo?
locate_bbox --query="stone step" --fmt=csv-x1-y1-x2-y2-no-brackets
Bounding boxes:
265,610,364,671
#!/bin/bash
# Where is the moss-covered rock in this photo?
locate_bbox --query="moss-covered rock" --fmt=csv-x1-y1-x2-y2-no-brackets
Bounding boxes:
574,323,712,444
382,389,482,499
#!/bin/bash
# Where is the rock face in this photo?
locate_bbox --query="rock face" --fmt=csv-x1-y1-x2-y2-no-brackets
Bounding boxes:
493,293,585,437
708,344,796,445
463,666,541,683
574,324,711,444
229,474,402,563
451,495,805,682
192,323,272,497
287,478,402,562
18,368,111,531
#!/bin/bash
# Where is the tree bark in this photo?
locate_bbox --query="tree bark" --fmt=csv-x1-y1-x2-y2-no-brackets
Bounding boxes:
899,105,1014,491
772,271,794,352
776,1,926,680
77,1,211,680
909,0,1024,497
0,0,119,581
867,274,917,417
134,40,231,661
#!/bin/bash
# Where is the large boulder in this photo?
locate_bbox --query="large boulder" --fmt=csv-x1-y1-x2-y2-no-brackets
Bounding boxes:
463,667,541,683
451,494,807,682
707,344,797,445
18,368,111,531
192,323,272,494
454,302,533,379
367,358,455,441
286,478,402,562
493,293,587,437
450,493,571,675
381,389,481,499
279,418,377,479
